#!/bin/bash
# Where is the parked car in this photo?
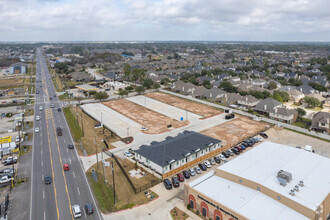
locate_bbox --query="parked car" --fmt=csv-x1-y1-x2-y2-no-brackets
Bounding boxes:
232,148,240,155
194,166,202,174
171,177,180,187
124,151,133,157
214,156,221,164
163,179,172,189
235,146,243,152
51,104,54,108
239,145,246,150
260,132,268,139
182,170,190,179
198,163,207,171
44,175,52,184
227,150,234,156
203,160,211,168
209,158,216,165
0,176,12,184
84,204,94,215
39,106,43,111
0,168,14,175
141,127,148,131
189,168,195,176
218,154,226,161
255,137,262,142
222,152,230,158
177,173,184,182
72,205,82,218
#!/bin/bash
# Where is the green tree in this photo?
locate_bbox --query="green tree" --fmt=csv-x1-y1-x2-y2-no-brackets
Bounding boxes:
135,86,145,94
219,81,237,93
268,81,278,90
152,82,160,90
202,80,212,89
161,78,170,85
143,79,154,89
272,93,283,103
296,108,306,118
304,96,321,108
124,64,131,81
94,91,109,100
118,90,129,97
125,86,134,91
308,82,327,92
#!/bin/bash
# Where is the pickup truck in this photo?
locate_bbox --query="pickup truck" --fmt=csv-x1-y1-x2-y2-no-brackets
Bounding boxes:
2,156,18,166
0,176,12,184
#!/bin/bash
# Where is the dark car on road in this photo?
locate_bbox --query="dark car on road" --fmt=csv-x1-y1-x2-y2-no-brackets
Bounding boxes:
68,144,74,149
177,173,184,182
57,108,61,112
182,170,190,179
163,179,172,189
44,176,52,184
84,204,94,215
198,163,207,171
171,177,180,187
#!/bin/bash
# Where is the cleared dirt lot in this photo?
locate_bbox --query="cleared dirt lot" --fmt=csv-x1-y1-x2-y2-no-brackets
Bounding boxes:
265,127,330,158
145,92,222,118
200,116,269,147
0,78,24,87
103,99,187,134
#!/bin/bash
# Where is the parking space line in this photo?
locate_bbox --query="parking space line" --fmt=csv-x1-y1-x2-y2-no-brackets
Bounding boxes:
44,211,46,220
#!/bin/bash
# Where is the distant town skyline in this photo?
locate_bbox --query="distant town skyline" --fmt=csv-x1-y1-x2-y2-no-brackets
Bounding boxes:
0,0,329,42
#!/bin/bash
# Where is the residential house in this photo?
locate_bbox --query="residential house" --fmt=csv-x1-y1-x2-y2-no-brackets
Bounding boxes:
219,93,241,105
297,85,315,95
197,76,215,85
7,62,28,74
171,81,197,95
310,75,329,87
191,86,208,99
254,97,298,124
237,95,260,109
68,72,93,82
204,87,226,102
103,72,119,81
311,112,330,133
307,93,326,103
287,89,305,103
134,131,222,177
251,79,267,88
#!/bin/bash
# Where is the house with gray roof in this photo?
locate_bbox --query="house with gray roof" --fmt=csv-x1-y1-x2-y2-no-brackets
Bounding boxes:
311,112,329,133
203,87,226,101
237,95,260,108
254,97,298,124
297,85,315,95
134,131,221,176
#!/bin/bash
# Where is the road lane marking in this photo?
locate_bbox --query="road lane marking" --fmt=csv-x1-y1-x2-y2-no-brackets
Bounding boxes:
43,190,45,199
45,116,60,219
42,174,44,180
63,139,66,144
41,149,43,155
44,211,46,220
51,115,74,219
69,158,71,164
73,171,75,179
77,187,80,195
41,161,43,167
66,149,68,153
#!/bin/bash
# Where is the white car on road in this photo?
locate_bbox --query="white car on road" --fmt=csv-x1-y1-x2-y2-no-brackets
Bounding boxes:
39,106,43,111
72,205,82,218
36,116,40,121
35,127,39,133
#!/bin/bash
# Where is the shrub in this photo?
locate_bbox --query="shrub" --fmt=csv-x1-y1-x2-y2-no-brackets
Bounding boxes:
187,204,191,210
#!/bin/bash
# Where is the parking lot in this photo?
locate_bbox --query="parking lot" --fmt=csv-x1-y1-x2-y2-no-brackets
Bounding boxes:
265,127,330,158
103,99,187,134
145,92,222,118
200,116,269,147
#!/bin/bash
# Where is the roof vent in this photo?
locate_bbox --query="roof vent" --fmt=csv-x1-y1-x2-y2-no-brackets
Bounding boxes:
294,185,299,192
277,170,292,186
289,189,295,196
298,180,304,187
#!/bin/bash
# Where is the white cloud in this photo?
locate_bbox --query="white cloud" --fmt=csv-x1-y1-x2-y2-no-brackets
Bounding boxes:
0,0,329,41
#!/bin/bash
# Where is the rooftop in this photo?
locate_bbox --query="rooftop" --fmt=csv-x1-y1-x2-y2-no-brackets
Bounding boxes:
218,141,330,211
190,171,309,220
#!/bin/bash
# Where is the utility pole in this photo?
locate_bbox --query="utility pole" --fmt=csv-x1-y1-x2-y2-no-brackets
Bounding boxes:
102,148,106,184
111,161,116,205
95,136,98,170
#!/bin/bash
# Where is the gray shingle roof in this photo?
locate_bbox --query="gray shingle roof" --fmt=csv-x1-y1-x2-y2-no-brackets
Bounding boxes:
134,131,221,167
254,97,282,112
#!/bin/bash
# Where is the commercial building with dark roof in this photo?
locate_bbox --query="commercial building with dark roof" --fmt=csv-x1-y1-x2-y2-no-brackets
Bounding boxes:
134,131,221,178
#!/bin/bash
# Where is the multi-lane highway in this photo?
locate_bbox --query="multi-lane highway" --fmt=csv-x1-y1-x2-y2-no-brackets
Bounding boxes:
30,48,102,220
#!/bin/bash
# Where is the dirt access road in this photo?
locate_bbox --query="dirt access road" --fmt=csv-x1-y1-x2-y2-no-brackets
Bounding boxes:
103,99,187,134
145,92,222,118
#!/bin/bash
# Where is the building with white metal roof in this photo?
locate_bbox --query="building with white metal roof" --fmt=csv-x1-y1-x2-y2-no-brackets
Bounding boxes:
185,141,330,220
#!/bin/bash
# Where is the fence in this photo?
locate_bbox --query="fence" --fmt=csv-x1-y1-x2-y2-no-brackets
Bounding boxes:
111,153,161,194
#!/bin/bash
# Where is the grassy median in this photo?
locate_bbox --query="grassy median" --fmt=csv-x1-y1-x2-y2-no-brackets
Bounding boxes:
63,107,83,142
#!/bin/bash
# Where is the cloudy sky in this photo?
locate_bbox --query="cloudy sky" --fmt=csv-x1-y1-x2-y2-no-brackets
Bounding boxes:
0,0,329,41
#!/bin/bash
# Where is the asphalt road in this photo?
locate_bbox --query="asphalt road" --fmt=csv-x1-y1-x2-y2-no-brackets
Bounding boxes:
30,48,102,220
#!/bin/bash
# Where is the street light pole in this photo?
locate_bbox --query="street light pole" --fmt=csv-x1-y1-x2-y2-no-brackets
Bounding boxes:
111,161,116,205
80,115,84,137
